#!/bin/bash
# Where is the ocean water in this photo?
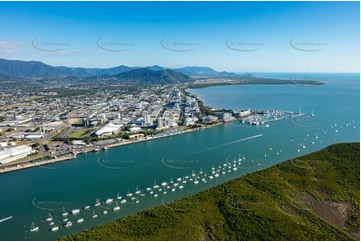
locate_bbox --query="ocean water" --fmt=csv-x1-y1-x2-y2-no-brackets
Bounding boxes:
0,73,359,240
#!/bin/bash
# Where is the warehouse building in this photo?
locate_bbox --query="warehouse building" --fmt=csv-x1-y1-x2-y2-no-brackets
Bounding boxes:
0,145,32,165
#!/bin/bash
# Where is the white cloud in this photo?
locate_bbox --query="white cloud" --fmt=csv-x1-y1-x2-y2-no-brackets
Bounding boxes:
0,39,28,58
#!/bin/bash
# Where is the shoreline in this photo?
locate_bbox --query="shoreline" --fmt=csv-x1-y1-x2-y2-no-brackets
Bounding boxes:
0,122,224,174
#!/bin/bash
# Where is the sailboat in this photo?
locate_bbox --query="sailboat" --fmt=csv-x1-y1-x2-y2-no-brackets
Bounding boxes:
95,198,101,207
61,207,68,216
116,193,122,200
153,180,159,189
311,110,314,117
46,213,53,222
92,210,98,219
113,201,121,211
51,226,59,232
30,222,39,232
135,186,141,195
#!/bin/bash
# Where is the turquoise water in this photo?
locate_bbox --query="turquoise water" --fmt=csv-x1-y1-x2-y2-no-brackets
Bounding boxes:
0,73,359,240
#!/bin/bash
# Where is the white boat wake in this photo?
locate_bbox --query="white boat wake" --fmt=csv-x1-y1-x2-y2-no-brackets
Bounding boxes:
0,216,13,223
204,134,264,152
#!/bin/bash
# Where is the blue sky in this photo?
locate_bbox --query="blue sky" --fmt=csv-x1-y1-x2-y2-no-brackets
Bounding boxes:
0,1,359,72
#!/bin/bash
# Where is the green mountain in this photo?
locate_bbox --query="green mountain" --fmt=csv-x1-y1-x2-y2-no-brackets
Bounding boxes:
0,58,231,80
61,143,359,241
96,68,194,84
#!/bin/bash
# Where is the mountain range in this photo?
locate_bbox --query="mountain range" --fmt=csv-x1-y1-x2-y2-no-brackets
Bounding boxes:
0,58,235,81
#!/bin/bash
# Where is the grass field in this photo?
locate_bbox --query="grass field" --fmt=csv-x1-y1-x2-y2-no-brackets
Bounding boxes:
67,130,87,139
61,143,359,241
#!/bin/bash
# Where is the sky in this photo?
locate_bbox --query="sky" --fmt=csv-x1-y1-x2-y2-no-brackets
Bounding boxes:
0,1,359,72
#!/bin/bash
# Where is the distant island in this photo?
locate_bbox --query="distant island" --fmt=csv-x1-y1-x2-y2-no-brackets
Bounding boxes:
61,143,359,241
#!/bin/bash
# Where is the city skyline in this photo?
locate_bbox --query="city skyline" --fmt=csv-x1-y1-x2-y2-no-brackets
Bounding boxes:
0,1,359,72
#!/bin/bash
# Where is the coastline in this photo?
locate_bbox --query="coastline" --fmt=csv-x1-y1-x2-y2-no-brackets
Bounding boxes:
0,122,224,174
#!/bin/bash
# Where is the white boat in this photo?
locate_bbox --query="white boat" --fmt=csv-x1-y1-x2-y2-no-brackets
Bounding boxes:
61,207,68,216
153,180,159,189
126,190,133,197
63,218,68,222
221,171,226,175
135,186,141,194
120,199,127,204
214,173,219,177
163,190,167,194
116,193,122,200
71,209,80,214
105,198,113,204
95,198,101,207
92,213,98,219
208,175,214,179
140,193,146,197
46,213,53,222
153,194,158,197
233,167,237,171
135,200,140,204
264,152,267,157
161,182,167,186
102,211,108,215
131,197,136,200
201,178,206,182
50,222,54,226
146,187,151,191
296,149,301,152
173,183,179,187
193,179,199,184
178,185,184,189
64,221,72,228
77,218,84,223
171,188,176,192
238,154,242,162
84,205,90,210
51,226,59,232
30,222,39,232
176,177,182,182
113,206,121,211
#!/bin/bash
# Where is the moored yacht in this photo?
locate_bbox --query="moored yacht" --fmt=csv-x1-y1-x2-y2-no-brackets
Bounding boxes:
30,222,39,232
51,226,59,232
46,213,53,222
71,209,80,214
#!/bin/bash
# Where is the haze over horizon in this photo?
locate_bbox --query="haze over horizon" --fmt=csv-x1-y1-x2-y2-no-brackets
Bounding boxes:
0,1,359,73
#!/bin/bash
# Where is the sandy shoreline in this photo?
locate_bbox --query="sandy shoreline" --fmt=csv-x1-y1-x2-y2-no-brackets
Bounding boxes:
0,122,224,174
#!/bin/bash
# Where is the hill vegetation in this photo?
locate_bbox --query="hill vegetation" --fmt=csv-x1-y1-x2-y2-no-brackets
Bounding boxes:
61,143,359,241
